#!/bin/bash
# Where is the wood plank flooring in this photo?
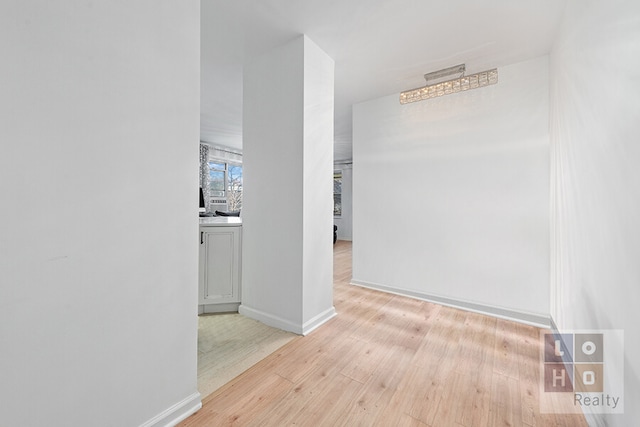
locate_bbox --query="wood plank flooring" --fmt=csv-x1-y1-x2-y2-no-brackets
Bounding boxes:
180,241,588,427
197,313,296,398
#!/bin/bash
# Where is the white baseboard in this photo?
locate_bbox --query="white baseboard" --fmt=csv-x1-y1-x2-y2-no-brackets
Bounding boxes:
239,304,336,335
351,279,550,329
199,302,240,314
139,391,201,427
301,306,337,336
239,305,303,334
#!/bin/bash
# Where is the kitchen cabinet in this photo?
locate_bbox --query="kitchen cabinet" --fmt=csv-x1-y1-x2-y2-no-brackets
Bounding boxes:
199,218,242,313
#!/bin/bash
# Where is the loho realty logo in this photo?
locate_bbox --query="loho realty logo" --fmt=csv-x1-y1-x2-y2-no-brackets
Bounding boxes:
541,330,624,414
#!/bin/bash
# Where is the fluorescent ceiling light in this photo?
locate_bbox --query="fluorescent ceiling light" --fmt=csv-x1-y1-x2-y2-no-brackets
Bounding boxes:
400,64,498,104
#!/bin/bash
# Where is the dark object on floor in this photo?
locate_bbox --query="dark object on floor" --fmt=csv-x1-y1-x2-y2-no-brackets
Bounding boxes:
333,225,337,244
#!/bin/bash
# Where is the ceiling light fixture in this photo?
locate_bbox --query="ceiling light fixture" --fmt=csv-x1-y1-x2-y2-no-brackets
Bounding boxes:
399,64,498,104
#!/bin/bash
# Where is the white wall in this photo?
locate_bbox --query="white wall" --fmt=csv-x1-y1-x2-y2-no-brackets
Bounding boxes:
334,164,353,241
352,57,550,325
0,2,201,426
302,37,336,329
241,35,336,335
550,1,640,425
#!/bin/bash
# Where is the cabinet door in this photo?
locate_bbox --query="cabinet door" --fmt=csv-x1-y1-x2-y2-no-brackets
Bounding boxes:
199,227,241,305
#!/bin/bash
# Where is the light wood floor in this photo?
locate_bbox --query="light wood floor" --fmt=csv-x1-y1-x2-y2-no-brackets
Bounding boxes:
180,241,588,427
197,313,296,398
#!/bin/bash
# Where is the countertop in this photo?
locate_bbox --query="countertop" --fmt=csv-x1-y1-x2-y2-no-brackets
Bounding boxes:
199,217,242,227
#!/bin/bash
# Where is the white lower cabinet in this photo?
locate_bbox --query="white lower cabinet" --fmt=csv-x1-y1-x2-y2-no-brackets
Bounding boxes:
199,224,241,312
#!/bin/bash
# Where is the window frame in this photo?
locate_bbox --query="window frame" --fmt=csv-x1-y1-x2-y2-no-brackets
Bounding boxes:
207,160,227,198
207,157,243,211
333,170,342,217
225,161,243,211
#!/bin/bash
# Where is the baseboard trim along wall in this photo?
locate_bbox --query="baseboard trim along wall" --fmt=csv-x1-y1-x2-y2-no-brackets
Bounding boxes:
238,305,303,334
549,316,560,335
301,307,337,336
351,279,550,329
239,304,337,335
139,391,201,427
199,302,241,315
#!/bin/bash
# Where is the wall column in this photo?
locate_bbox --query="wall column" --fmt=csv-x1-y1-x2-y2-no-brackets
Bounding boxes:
241,35,336,334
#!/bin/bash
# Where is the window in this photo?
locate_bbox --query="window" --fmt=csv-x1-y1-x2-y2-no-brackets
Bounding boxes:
207,160,243,211
208,161,226,198
334,171,342,216
227,163,243,211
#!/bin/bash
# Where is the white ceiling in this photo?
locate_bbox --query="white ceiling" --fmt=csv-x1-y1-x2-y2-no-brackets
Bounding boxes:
201,0,567,161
